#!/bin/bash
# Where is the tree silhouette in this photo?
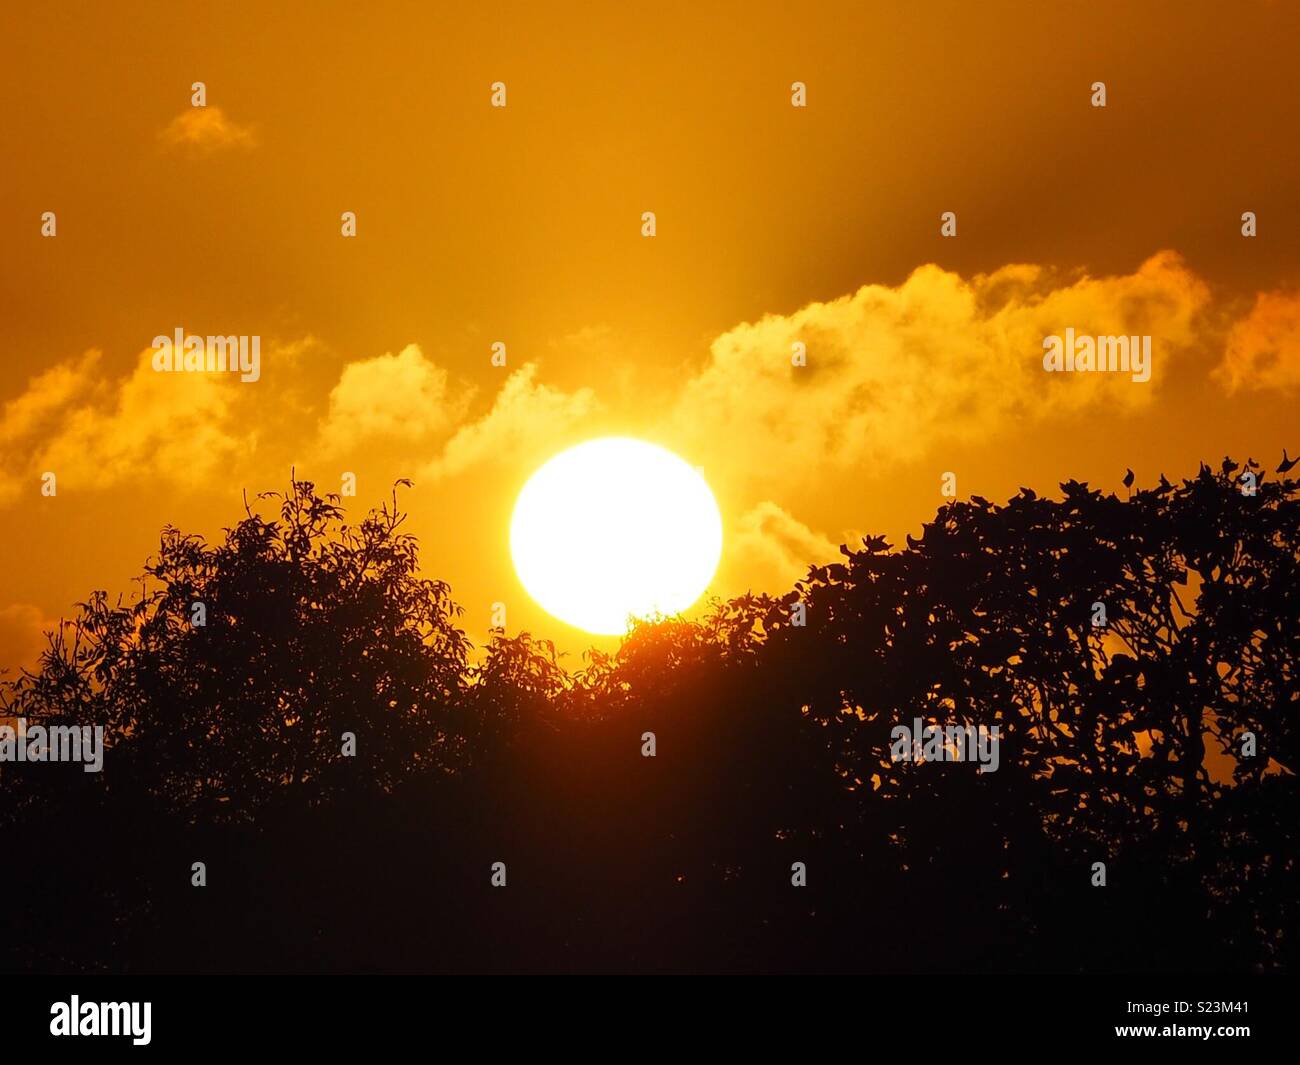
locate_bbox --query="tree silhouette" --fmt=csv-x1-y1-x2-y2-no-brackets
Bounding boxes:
1,460,1294,973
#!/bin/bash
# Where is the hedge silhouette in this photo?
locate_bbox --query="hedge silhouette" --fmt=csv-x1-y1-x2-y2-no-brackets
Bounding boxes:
1,458,1294,972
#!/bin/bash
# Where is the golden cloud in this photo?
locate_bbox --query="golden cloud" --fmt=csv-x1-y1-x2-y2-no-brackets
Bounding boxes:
1214,289,1300,394
0,603,52,675
671,251,1211,494
159,106,256,153
421,364,599,481
727,501,842,592
0,348,251,505
0,351,102,448
318,344,469,453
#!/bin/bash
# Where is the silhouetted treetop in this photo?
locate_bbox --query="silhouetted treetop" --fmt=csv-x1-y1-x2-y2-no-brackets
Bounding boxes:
2,459,1294,972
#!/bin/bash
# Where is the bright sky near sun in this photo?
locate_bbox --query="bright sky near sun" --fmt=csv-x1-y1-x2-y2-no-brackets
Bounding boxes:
2,1,1299,670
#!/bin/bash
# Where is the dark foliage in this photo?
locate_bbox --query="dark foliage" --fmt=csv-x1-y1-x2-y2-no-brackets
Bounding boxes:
2,460,1295,973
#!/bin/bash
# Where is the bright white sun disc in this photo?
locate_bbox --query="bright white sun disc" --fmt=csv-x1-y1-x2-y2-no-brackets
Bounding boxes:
510,438,723,635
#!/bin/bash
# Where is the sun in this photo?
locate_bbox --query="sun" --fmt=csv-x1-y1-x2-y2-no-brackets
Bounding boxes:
510,437,723,635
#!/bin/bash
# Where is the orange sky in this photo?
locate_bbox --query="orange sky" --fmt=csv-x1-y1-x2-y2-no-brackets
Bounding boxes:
2,0,1298,671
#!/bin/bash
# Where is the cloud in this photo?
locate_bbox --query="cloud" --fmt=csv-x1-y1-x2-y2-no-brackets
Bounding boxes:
670,251,1211,492
160,106,256,154
0,603,52,675
422,364,599,481
550,325,613,354
0,348,252,505
1214,289,1300,393
0,351,102,448
318,344,469,453
728,502,841,591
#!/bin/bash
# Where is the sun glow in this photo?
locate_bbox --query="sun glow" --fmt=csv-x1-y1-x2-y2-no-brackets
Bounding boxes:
510,437,723,635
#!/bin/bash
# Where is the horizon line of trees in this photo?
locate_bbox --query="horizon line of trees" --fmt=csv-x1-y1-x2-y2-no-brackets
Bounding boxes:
1,457,1295,973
